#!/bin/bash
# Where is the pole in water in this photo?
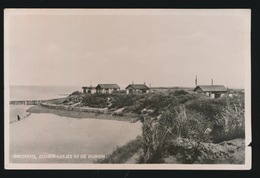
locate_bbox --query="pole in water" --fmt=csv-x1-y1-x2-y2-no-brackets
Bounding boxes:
17,115,20,121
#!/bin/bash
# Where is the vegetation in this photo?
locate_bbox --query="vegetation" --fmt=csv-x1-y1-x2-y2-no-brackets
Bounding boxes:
96,136,142,163
57,89,245,164
72,90,199,115
82,93,110,108
138,94,245,163
46,97,67,104
70,91,81,96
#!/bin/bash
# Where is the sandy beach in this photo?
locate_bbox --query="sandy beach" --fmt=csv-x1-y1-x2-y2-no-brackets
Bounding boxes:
9,106,142,163
9,105,32,123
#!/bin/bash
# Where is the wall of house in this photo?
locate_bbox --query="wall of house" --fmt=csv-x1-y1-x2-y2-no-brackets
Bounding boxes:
194,87,226,99
96,88,102,93
86,89,96,94
126,89,149,94
96,88,119,94
209,93,215,99
194,88,203,93
142,89,149,93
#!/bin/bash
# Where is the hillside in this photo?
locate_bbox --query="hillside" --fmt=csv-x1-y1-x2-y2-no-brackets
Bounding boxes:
46,89,245,164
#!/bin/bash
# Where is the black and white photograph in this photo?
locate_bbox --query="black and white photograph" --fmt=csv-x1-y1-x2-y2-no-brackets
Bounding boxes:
4,9,251,169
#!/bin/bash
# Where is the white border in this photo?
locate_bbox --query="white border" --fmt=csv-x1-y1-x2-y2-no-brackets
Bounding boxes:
4,9,252,170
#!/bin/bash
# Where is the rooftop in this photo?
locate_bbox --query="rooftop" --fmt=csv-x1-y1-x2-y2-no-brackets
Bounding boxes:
194,85,228,92
96,84,120,89
126,84,150,90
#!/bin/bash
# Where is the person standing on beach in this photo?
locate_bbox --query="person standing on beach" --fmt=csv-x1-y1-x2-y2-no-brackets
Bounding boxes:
17,115,20,121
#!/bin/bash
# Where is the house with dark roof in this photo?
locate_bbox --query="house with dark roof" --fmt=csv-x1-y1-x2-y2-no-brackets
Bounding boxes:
82,86,96,94
96,84,120,94
125,84,150,94
193,85,228,98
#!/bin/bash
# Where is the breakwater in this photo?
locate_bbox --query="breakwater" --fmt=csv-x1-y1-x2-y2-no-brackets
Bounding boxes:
9,100,46,105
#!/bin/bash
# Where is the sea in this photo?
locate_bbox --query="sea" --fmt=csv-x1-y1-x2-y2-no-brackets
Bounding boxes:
8,85,82,123
9,85,82,100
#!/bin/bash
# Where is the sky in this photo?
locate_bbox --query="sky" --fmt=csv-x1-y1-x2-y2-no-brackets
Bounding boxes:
5,9,250,88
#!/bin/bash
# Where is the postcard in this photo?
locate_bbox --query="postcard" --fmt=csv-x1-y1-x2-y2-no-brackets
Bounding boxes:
4,9,251,169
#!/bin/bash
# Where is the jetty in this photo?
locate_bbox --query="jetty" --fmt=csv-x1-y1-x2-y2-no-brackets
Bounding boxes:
9,100,46,105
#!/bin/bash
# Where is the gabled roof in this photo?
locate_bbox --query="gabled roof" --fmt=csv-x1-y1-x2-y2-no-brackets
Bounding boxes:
194,85,228,92
126,84,150,90
96,84,120,89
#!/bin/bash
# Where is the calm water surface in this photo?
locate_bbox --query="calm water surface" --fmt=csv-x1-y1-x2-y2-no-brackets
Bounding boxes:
9,112,142,163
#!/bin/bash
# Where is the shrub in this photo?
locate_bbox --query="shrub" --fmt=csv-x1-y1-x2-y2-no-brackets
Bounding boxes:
172,90,189,96
138,98,245,163
210,96,245,143
109,94,137,109
82,94,109,108
138,105,208,163
186,98,227,120
185,95,245,143
138,115,168,163
70,91,81,96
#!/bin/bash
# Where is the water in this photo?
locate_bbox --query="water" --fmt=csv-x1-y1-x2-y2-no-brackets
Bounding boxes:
9,85,81,122
8,85,142,163
10,85,82,100
9,113,142,163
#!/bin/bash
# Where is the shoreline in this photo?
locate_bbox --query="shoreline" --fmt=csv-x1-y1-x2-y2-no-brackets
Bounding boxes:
9,105,33,124
27,105,139,122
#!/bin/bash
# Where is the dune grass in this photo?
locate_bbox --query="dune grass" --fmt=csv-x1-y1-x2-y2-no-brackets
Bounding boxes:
96,136,142,163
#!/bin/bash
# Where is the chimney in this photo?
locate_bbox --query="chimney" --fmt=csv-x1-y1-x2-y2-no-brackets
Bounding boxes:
195,75,198,87
149,83,151,88
211,79,213,85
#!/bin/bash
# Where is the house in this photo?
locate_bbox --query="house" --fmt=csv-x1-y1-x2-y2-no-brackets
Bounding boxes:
193,85,228,98
82,86,96,94
96,84,120,94
125,84,150,94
